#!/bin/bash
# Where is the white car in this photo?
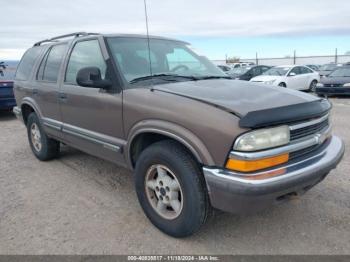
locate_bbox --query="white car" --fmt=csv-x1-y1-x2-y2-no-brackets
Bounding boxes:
250,65,320,91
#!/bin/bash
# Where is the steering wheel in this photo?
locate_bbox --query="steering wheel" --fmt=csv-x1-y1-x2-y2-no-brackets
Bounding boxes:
171,65,189,72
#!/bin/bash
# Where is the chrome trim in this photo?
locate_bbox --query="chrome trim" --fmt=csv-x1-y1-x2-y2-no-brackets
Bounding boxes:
204,136,344,185
13,106,22,116
62,123,122,153
42,118,62,131
289,113,329,131
230,125,331,161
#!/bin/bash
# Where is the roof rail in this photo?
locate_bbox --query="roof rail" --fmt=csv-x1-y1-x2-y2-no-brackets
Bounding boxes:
33,32,99,46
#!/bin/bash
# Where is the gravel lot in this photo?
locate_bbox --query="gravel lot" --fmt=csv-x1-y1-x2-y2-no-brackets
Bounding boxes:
0,98,349,255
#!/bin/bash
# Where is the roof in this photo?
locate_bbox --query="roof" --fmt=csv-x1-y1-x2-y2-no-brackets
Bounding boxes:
33,32,189,47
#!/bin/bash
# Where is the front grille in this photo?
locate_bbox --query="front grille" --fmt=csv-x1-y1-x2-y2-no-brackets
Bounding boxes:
290,117,329,141
289,144,320,160
324,84,343,87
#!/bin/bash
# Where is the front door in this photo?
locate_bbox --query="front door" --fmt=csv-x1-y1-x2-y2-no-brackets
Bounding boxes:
59,38,125,165
287,66,304,90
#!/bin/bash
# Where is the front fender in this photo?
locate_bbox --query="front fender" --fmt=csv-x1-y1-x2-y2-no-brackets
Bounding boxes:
126,119,215,168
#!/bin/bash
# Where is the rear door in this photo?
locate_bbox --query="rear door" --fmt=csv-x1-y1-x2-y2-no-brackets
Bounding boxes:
59,38,125,165
34,43,67,138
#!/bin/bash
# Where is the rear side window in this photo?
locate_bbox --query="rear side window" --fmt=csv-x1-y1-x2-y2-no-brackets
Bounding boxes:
15,47,42,81
37,44,67,82
65,40,106,85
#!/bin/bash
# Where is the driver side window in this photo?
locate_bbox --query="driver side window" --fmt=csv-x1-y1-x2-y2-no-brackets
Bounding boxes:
290,67,301,75
65,40,107,85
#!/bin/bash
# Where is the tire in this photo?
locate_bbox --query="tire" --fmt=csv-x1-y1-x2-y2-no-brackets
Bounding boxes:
27,112,60,161
309,80,318,92
278,82,287,88
134,140,210,238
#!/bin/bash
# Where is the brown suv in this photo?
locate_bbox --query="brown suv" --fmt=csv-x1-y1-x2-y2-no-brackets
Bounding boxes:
13,32,344,237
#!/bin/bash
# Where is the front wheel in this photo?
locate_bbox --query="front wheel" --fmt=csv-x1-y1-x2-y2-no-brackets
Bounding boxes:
134,140,210,238
309,80,318,92
278,82,287,87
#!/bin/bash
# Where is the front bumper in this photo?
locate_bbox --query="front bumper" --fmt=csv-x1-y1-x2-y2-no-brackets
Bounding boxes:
203,135,344,214
0,97,16,110
316,87,350,96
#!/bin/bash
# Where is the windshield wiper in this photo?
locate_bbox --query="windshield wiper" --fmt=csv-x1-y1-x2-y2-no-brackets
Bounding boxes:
130,74,198,84
195,75,232,80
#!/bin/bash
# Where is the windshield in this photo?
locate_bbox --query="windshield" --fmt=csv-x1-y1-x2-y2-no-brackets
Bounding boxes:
319,64,338,71
329,67,350,77
263,67,290,76
230,67,249,74
107,37,226,84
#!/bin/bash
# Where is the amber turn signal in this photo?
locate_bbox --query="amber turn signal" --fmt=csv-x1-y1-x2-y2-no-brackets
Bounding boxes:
226,153,289,172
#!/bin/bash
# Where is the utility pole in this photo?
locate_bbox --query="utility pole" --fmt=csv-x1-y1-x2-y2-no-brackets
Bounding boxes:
255,52,258,65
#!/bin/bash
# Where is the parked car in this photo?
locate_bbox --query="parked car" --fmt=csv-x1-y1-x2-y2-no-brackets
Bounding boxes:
13,33,344,238
0,61,18,110
229,65,271,81
250,65,320,91
305,64,320,71
217,64,232,73
228,62,254,69
315,66,350,96
318,63,342,77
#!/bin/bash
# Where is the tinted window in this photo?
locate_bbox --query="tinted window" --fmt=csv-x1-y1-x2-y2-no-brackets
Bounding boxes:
37,44,67,82
290,67,301,75
300,66,313,74
263,67,291,76
65,40,106,85
15,47,42,81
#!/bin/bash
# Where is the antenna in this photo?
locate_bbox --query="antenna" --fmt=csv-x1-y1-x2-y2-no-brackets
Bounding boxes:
143,0,153,76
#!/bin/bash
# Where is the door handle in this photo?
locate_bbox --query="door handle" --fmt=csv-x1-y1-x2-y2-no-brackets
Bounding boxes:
32,89,39,95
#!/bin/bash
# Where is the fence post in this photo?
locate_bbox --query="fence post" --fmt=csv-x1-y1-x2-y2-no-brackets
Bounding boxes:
293,50,296,65
335,48,338,64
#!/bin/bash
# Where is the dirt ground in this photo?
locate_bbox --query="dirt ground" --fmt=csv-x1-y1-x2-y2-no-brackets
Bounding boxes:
0,98,349,255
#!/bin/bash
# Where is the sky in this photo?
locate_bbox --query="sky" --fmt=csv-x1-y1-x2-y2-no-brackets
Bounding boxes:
1,0,350,60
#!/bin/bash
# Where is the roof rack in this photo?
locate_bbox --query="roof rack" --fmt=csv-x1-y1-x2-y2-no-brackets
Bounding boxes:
33,32,99,46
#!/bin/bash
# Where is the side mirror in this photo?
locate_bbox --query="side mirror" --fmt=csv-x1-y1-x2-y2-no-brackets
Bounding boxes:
289,72,296,77
76,67,112,89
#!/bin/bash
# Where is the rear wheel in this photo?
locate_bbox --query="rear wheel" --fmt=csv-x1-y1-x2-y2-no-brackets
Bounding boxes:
27,112,60,161
309,80,318,92
134,140,210,238
278,82,287,87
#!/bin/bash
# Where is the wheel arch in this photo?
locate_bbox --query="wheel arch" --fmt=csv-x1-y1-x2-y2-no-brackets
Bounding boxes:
126,120,215,169
20,98,42,125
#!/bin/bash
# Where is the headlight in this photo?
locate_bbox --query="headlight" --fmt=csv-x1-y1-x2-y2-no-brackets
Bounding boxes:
343,83,350,87
234,125,290,152
265,80,276,85
316,83,324,87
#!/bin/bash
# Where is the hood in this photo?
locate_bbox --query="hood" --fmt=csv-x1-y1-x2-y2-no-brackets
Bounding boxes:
319,70,332,76
321,76,350,85
250,75,280,82
152,79,319,117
